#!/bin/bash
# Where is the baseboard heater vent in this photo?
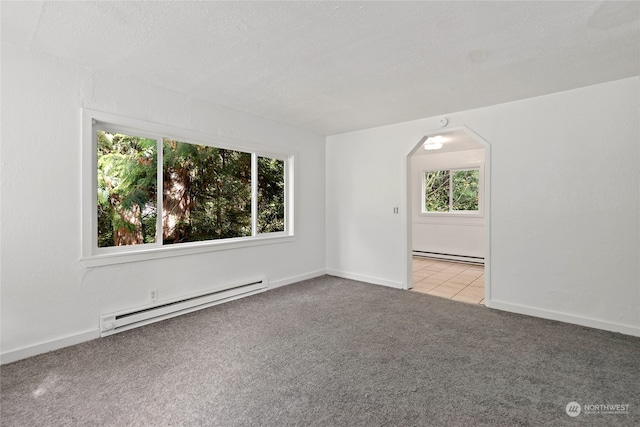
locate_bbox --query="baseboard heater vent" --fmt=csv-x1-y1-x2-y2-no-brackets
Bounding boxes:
413,251,484,265
100,279,267,337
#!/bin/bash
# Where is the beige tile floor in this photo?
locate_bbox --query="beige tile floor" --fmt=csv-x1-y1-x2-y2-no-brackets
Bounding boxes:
412,257,485,305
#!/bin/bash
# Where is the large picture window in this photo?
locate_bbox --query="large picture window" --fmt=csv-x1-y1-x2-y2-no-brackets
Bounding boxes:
423,168,480,213
84,110,293,264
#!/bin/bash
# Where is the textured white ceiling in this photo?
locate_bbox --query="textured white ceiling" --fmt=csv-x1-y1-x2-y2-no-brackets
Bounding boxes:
2,1,639,136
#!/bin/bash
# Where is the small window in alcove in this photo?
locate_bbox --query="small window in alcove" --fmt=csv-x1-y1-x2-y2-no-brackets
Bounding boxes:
423,168,479,213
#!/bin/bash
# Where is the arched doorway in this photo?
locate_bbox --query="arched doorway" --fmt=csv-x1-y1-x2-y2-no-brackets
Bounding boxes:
405,126,492,307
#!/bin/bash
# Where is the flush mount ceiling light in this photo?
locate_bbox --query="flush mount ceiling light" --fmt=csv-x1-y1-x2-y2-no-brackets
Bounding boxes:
424,135,444,150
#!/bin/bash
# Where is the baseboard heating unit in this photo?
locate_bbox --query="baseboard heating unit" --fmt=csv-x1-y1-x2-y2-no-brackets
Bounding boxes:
100,279,267,337
413,250,484,265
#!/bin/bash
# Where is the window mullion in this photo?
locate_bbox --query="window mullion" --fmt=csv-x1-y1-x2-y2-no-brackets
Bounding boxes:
449,170,453,212
251,153,258,237
156,137,164,246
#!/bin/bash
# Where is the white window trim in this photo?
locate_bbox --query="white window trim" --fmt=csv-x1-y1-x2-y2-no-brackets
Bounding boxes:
420,163,484,218
81,109,295,267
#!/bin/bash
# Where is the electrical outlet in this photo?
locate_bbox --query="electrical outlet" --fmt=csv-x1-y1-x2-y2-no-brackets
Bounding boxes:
149,289,158,303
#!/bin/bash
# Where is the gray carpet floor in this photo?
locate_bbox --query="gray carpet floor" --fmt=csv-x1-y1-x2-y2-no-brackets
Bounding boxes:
1,275,639,426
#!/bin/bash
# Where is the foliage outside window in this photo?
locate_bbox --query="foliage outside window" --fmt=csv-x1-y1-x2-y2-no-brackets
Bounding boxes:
95,128,288,252
424,169,479,213
97,131,157,247
257,157,285,233
161,140,253,244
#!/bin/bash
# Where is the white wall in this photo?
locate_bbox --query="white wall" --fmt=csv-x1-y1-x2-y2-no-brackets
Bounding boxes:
2,45,638,365
1,45,326,362
327,76,640,336
411,149,485,259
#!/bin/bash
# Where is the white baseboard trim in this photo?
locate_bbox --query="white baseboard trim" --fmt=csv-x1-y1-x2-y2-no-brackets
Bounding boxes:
326,269,404,290
489,300,640,337
1,329,100,365
268,269,327,289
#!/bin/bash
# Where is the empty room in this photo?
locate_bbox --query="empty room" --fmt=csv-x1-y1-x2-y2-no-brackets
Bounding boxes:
1,1,639,426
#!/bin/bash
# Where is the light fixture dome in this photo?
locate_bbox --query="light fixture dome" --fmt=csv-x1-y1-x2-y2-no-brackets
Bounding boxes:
424,135,444,150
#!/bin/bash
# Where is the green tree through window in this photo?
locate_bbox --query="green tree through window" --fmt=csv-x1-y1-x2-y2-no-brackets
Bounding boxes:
424,168,479,213
162,140,252,244
258,157,285,233
452,170,479,211
97,131,157,247
424,170,450,212
96,131,287,248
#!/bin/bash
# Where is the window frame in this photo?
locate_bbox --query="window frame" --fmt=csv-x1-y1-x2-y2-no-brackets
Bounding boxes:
82,109,295,267
421,164,484,217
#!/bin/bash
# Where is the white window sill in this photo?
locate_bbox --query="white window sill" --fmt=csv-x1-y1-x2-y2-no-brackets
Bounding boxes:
81,234,295,267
